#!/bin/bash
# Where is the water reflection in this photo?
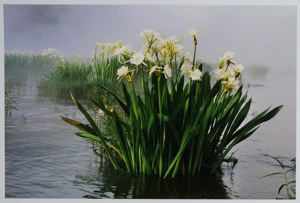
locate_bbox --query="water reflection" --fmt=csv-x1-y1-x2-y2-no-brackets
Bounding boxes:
5,61,296,198
75,161,230,199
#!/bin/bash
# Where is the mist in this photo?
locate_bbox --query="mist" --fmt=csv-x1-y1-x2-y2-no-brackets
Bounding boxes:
4,5,297,70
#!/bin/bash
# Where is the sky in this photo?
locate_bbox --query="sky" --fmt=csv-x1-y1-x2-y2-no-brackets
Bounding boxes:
4,5,297,69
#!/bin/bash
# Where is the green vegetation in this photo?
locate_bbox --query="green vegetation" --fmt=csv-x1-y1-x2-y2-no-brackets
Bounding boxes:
62,30,282,178
5,92,17,115
263,155,296,199
5,79,18,115
37,44,123,100
63,71,282,178
37,56,122,100
89,55,122,100
5,49,63,83
38,62,93,99
91,54,120,88
5,48,122,100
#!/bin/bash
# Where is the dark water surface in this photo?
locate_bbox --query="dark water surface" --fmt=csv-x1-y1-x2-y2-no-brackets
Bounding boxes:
5,70,296,199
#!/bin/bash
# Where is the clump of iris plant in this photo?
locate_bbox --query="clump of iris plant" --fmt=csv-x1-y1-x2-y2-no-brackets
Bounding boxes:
62,29,282,178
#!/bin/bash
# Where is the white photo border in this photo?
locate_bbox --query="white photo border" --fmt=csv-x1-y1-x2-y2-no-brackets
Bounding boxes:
0,0,299,203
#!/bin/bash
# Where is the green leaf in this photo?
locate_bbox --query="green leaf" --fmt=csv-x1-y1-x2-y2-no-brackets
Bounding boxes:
287,180,296,185
278,184,287,195
61,116,96,135
157,113,170,122
265,155,286,169
262,172,283,178
70,93,119,170
122,83,132,113
76,132,101,142
98,83,129,115
147,114,155,135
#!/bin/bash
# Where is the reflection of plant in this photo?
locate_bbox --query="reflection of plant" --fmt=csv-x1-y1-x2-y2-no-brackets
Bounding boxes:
263,155,296,199
76,161,229,199
62,29,282,178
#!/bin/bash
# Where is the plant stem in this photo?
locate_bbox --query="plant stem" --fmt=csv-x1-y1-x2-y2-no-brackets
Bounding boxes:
284,170,291,198
192,41,197,68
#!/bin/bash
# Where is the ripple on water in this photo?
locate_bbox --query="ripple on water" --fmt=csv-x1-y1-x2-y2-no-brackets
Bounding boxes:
5,74,296,199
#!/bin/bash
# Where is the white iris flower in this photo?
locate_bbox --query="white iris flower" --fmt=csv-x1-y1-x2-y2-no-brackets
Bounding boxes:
189,69,202,81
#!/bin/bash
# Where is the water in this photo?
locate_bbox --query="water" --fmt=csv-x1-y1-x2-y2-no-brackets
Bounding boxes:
5,70,296,199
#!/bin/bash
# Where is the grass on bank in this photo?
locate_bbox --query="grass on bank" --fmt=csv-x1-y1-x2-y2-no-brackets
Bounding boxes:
5,49,63,83
37,48,122,100
38,62,93,99
5,79,19,115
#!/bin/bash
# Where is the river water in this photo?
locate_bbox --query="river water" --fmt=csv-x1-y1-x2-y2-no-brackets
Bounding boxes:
5,68,296,199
